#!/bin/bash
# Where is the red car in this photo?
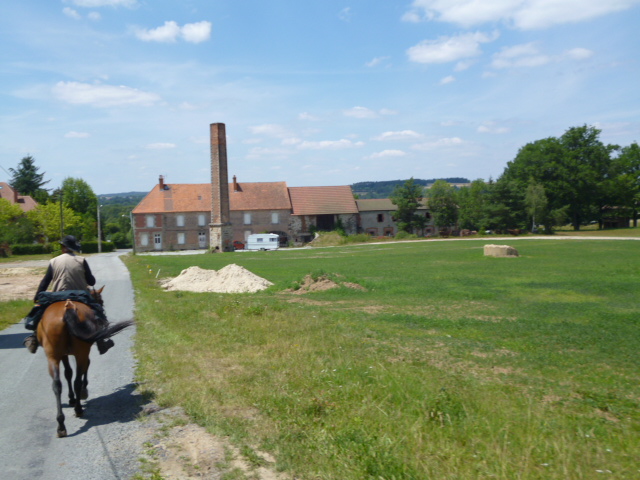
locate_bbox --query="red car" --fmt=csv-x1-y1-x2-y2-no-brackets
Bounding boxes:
233,240,245,250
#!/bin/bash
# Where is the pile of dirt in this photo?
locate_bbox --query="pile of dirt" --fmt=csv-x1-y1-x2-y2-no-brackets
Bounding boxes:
0,267,45,301
160,264,273,293
285,274,366,294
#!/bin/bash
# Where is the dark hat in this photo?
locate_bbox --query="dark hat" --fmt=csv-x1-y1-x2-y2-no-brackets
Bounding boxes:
59,235,81,252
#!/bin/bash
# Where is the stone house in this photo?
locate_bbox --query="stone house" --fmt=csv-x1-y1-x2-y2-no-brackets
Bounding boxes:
131,176,294,252
288,186,359,244
356,198,435,237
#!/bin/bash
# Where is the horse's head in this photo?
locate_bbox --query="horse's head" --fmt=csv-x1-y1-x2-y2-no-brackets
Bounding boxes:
90,286,105,305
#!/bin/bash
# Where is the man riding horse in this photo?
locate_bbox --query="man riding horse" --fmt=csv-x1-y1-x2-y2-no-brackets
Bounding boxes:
23,235,115,355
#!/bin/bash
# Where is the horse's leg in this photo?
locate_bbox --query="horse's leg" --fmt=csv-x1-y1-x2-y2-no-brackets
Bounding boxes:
48,358,67,438
81,358,90,400
73,354,90,417
62,356,75,406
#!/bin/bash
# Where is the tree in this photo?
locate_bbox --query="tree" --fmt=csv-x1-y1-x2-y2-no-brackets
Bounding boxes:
60,177,98,217
390,178,424,233
9,155,50,203
456,179,491,231
27,201,82,244
0,198,35,244
500,125,616,230
524,180,548,232
611,142,640,226
426,180,458,234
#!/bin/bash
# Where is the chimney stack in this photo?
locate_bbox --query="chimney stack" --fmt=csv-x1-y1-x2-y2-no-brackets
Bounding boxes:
209,123,233,252
159,175,165,190
233,175,239,192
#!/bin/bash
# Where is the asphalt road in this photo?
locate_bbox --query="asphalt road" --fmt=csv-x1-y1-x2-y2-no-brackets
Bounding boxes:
0,252,144,480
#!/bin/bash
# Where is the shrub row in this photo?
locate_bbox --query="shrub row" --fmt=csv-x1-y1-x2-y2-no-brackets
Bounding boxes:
9,241,116,256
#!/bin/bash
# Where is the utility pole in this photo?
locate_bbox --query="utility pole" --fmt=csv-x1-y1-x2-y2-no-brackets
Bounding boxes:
97,204,102,253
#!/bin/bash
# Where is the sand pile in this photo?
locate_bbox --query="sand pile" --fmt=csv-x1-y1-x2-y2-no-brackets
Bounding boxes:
161,264,273,293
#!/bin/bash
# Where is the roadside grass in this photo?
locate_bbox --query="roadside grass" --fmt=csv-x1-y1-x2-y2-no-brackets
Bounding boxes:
0,299,31,330
126,240,637,479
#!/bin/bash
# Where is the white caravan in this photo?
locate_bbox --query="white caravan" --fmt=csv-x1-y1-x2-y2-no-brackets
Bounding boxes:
245,233,280,251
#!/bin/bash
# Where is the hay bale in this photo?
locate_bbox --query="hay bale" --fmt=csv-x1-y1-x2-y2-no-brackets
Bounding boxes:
484,244,519,257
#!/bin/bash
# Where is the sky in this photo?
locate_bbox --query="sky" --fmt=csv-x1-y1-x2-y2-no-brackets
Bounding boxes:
1,1,639,195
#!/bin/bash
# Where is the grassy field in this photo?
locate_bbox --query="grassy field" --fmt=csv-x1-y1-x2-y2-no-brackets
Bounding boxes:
125,238,639,479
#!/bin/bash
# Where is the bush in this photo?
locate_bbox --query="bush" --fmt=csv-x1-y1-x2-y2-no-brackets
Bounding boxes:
394,231,418,240
79,241,116,254
10,243,55,255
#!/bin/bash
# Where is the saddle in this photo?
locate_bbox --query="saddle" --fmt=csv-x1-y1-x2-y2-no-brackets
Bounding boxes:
25,290,107,331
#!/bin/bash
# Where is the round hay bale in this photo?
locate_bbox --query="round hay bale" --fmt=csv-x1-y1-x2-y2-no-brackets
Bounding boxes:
484,244,519,257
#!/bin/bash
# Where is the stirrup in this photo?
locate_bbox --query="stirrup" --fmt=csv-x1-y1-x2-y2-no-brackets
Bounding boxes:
23,335,39,354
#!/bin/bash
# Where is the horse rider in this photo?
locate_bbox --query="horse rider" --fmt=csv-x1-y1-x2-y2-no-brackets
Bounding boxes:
23,235,115,355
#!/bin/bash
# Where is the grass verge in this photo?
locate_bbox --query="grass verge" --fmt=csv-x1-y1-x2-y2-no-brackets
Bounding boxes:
126,239,639,479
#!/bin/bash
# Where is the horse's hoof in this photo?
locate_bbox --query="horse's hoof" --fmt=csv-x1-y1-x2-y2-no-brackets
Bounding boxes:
81,390,88,400
57,430,67,438
69,399,76,406
75,410,84,418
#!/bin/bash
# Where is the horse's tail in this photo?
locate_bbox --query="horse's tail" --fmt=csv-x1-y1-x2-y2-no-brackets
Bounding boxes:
62,301,134,343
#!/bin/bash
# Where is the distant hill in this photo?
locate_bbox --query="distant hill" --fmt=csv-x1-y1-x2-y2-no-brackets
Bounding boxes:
352,178,470,199
98,192,147,206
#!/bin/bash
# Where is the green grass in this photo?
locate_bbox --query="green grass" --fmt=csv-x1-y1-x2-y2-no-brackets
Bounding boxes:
127,240,638,478
0,299,31,330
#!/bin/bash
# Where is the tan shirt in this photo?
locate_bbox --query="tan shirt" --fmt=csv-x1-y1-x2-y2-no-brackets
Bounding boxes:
48,253,93,292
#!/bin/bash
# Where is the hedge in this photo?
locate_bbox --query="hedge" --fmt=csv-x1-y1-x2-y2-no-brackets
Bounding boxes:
78,241,116,254
10,244,55,255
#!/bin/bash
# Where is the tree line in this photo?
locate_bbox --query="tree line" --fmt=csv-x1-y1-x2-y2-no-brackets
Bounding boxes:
391,125,640,234
0,155,134,249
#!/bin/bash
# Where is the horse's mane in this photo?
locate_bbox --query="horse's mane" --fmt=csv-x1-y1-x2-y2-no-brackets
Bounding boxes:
62,301,133,343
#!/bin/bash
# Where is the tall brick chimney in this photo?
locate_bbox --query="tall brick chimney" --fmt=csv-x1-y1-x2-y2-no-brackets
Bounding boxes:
209,123,233,252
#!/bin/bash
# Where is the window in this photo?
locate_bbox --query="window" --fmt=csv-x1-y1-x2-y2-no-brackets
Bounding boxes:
177,232,186,244
154,234,162,245
271,212,279,224
198,214,206,226
141,233,149,246
244,213,252,225
146,215,155,227
377,213,384,222
257,237,264,243
177,214,185,227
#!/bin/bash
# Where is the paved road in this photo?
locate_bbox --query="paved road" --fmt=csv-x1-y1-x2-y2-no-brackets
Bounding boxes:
0,252,143,480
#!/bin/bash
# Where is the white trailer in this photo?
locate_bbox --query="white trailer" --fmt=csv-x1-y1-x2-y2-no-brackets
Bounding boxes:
246,233,280,251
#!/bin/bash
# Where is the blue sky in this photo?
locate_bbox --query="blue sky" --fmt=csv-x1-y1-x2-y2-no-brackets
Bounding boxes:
1,0,639,194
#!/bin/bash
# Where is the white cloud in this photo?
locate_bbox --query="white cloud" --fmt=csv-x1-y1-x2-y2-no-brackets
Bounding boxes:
412,137,464,150
297,139,365,150
366,56,390,67
565,47,594,60
407,31,498,64
369,150,407,158
477,122,510,134
88,12,101,21
339,7,353,22
135,21,211,43
379,108,398,116
64,131,90,138
491,42,550,69
299,112,319,121
68,0,138,7
52,81,161,107
440,75,456,85
373,130,423,141
343,106,378,118
146,143,176,150
63,7,81,19
281,137,301,146
249,124,291,138
181,21,212,44
403,0,640,30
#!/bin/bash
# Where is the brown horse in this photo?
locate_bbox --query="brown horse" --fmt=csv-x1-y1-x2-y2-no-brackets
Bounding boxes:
36,287,133,437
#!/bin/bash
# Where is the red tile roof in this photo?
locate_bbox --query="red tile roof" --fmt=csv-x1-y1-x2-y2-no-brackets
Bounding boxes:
0,182,38,212
288,186,358,215
133,181,291,214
